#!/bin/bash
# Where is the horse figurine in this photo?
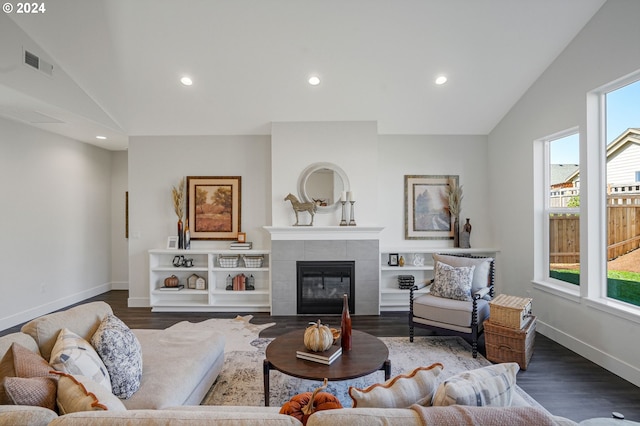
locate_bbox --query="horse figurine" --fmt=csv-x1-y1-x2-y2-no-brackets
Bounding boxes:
284,193,317,226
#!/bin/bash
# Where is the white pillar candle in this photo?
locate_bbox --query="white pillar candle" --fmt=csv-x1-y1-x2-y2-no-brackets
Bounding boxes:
347,191,354,201
341,191,347,202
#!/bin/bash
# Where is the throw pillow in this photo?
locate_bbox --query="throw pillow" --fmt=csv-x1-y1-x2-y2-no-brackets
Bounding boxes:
432,362,520,407
432,254,493,294
0,343,58,410
430,262,475,301
49,328,112,393
349,363,443,408
54,372,127,414
90,314,143,399
3,376,57,410
0,343,58,408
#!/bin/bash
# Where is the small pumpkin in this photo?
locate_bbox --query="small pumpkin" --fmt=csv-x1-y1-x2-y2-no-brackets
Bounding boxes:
279,378,343,425
164,275,179,287
304,320,333,352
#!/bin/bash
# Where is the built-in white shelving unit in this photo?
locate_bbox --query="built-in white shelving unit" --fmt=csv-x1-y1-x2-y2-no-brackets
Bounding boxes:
379,248,498,311
149,249,270,312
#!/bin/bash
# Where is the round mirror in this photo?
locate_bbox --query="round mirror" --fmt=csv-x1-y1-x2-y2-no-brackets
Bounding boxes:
298,162,350,213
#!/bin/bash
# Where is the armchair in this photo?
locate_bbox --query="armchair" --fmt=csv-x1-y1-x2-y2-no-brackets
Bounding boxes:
409,253,495,358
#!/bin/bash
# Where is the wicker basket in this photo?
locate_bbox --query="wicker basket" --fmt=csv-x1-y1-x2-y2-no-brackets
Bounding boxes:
218,255,239,268
485,316,536,370
243,255,264,268
489,294,532,329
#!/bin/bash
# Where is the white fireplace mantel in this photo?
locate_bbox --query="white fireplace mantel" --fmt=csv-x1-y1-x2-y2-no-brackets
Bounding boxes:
263,226,384,241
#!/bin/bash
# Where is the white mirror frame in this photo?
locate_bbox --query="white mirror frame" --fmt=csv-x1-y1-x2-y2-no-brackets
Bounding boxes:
297,162,350,214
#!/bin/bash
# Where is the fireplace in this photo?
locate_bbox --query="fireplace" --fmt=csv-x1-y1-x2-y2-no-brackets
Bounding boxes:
297,261,355,315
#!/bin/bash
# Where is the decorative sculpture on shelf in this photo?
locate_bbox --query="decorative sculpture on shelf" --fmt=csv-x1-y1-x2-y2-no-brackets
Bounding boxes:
285,193,317,226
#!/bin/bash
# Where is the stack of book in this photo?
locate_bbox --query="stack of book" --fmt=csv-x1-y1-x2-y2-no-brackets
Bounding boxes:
159,285,184,291
398,275,415,289
230,241,252,250
296,344,342,365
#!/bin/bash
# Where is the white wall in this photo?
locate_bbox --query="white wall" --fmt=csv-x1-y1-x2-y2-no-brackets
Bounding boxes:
377,135,493,252
127,135,271,306
488,0,640,386
0,117,113,330
111,151,128,289
271,121,379,227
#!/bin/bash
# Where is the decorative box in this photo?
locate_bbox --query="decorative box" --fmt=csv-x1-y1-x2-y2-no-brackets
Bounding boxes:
489,294,532,329
485,315,536,370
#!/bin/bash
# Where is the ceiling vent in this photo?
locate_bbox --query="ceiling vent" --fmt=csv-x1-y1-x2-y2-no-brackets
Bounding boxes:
23,49,53,76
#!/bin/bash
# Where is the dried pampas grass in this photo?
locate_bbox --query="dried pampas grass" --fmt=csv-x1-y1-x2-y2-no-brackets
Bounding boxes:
448,184,463,217
172,178,185,220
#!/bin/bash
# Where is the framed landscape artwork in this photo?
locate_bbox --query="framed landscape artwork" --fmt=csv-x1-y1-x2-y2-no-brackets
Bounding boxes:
186,176,241,240
404,175,458,240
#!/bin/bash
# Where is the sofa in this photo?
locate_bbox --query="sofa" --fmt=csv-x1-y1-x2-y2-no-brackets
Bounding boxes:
0,301,579,425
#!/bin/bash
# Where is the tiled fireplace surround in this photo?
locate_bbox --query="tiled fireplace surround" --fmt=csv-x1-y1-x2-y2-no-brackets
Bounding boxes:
268,228,382,316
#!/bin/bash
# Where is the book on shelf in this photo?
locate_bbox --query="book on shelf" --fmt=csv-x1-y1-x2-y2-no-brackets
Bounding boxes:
159,285,185,291
230,241,253,249
295,344,342,365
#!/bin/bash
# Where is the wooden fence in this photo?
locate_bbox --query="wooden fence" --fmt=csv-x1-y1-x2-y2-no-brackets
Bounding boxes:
549,197,640,264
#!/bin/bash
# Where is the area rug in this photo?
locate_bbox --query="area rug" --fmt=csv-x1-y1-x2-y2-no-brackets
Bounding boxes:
165,315,276,353
202,334,541,408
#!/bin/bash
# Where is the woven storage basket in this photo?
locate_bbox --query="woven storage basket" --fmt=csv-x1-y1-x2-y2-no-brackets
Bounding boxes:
244,255,264,268
218,255,239,268
485,316,536,370
489,294,532,329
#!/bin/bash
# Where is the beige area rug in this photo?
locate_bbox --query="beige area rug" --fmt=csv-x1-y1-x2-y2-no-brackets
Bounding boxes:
166,315,276,353
201,332,542,409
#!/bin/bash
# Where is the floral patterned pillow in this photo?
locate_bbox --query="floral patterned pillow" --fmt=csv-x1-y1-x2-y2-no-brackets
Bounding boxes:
430,261,475,301
91,315,142,399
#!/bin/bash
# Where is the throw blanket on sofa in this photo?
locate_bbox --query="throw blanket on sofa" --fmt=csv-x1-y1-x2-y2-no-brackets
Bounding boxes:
410,405,559,426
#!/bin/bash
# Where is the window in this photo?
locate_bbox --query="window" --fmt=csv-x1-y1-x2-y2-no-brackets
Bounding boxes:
604,78,640,307
544,131,580,286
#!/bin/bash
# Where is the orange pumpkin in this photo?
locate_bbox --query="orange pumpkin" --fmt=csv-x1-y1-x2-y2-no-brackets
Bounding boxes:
279,378,342,425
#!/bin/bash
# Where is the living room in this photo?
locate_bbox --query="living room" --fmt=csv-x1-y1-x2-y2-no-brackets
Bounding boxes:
1,0,640,423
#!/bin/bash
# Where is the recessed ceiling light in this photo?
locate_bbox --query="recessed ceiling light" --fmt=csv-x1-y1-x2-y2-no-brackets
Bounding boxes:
435,76,448,85
96,136,107,140
180,76,193,86
308,76,320,86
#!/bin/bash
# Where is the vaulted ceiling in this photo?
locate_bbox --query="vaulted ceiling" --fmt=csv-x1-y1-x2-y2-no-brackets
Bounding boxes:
2,0,606,150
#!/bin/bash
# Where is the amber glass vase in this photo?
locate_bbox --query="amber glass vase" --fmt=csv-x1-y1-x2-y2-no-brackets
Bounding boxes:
341,294,352,351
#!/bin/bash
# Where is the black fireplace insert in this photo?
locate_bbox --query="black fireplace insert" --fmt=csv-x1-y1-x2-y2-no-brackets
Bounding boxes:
297,261,355,315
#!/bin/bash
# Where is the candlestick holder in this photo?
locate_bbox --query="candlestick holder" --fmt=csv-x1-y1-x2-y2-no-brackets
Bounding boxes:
339,201,348,226
348,201,357,226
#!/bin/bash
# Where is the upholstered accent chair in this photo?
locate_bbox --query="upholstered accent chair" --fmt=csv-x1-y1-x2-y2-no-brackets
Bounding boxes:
409,254,495,358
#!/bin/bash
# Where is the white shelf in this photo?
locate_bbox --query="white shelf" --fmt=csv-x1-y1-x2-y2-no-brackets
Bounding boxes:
149,249,271,312
379,248,498,311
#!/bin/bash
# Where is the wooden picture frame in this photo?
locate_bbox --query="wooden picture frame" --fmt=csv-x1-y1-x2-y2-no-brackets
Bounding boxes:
187,176,241,240
237,232,246,243
405,175,458,240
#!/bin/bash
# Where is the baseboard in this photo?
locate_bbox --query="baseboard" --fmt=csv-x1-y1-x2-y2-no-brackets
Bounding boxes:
110,281,129,290
128,297,150,308
0,283,111,331
536,320,640,388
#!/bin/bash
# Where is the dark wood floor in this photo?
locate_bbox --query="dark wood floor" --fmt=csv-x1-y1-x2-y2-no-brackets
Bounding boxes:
3,290,640,423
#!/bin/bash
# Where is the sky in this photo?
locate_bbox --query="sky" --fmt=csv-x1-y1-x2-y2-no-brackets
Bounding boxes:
550,79,640,164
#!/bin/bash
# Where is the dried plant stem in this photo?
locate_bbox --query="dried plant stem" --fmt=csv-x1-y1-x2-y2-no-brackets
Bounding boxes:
172,178,185,220
448,184,463,218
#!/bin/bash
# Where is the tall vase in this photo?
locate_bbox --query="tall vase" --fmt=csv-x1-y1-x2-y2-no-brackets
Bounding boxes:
177,219,184,249
341,294,352,351
453,216,460,248
461,218,472,248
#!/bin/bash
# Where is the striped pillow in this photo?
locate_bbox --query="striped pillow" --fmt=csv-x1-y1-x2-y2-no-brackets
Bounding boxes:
432,363,519,407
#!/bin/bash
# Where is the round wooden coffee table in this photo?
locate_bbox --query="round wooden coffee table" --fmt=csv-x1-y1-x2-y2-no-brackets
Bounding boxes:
263,329,390,406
